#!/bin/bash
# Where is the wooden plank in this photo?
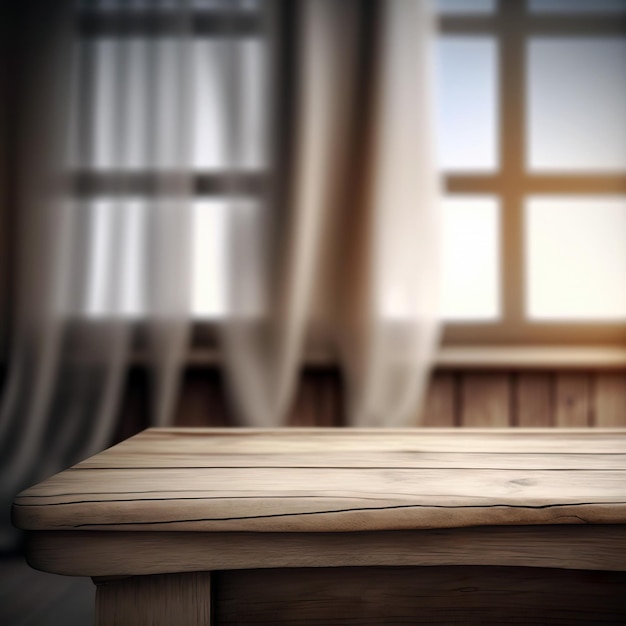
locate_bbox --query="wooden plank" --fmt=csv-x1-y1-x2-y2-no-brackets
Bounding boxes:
461,374,510,427
13,429,626,535
287,371,342,427
95,572,211,626
34,449,626,470
317,370,343,426
26,526,626,577
173,373,210,427
78,427,626,455
286,374,317,427
595,373,626,427
516,373,552,427
14,463,626,531
215,566,626,625
436,345,626,370
420,373,455,427
556,374,591,427
174,370,229,427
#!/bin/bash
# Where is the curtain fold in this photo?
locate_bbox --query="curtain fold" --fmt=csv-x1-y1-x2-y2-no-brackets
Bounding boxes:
0,0,440,550
0,0,196,550
219,0,441,427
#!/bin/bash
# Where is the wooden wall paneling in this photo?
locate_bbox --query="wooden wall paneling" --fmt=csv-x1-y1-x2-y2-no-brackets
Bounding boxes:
174,369,230,427
515,373,553,427
288,369,343,427
316,369,343,426
555,374,591,427
118,366,626,431
460,374,510,427
420,372,456,427
595,373,626,427
287,371,318,427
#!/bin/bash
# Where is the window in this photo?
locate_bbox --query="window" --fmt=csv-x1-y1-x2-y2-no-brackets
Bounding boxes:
76,0,626,353
438,0,626,347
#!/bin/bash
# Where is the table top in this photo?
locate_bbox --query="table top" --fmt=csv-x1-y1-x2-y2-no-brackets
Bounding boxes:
13,428,626,533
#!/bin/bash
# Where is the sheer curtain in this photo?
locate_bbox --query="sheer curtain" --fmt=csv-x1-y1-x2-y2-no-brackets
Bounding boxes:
0,0,440,549
219,0,441,426
0,0,194,549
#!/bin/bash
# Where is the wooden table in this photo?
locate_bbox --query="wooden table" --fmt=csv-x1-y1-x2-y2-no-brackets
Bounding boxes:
13,428,626,625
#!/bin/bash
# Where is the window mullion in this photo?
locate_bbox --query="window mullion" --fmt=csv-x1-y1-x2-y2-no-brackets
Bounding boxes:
499,0,526,326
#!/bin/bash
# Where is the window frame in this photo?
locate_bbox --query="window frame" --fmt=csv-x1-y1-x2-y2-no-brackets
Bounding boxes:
67,0,626,368
440,0,626,348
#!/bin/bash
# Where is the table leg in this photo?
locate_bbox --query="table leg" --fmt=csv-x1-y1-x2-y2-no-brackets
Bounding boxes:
93,572,212,626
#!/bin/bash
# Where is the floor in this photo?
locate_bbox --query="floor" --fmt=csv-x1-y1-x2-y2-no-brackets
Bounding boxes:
0,555,94,626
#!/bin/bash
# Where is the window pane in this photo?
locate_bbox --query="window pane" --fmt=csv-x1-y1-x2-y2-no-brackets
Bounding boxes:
527,37,626,172
529,0,626,14
441,196,500,321
84,199,113,316
78,37,267,171
437,0,496,14
83,199,147,318
526,196,626,320
192,198,264,318
89,39,117,169
83,38,188,170
436,37,499,172
192,200,229,318
193,39,267,170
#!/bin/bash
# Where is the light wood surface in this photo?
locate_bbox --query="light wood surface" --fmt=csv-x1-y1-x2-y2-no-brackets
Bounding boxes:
14,428,626,624
25,525,626,576
95,572,211,626
13,429,626,533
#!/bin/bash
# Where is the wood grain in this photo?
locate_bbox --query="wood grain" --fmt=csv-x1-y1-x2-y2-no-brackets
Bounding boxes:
95,572,211,626
595,373,626,427
26,526,626,576
117,367,626,431
516,373,553,427
421,373,455,427
555,374,591,427
13,429,626,533
214,565,626,625
461,374,509,427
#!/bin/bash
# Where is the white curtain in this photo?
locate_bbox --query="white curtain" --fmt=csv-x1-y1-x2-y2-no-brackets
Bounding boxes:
219,0,441,426
0,0,194,549
0,0,440,549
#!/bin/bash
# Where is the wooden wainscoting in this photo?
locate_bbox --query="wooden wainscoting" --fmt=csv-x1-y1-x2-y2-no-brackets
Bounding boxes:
113,367,626,441
423,371,626,428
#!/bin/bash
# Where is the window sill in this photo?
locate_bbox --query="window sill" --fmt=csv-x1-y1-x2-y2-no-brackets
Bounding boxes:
173,345,626,370
435,346,626,370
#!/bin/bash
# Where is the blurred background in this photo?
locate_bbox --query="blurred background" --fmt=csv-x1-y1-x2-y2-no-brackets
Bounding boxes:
1,1,625,624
